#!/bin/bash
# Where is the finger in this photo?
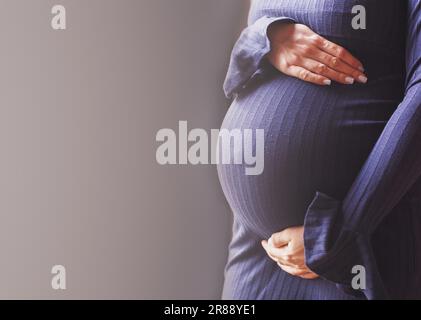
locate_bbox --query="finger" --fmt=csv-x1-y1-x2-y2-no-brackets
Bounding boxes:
267,249,297,267
296,268,319,279
300,58,357,85
299,272,319,280
268,251,297,267
262,240,289,259
277,263,311,277
266,239,306,262
286,65,331,86
307,50,368,83
277,262,318,279
309,49,368,83
261,241,279,261
261,240,297,266
263,241,305,268
269,233,289,248
262,240,308,268
314,35,364,71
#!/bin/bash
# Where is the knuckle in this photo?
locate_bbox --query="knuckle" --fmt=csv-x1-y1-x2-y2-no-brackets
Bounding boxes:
322,54,332,65
330,57,340,67
317,38,327,48
284,254,292,262
302,45,312,55
321,40,329,49
337,48,346,58
309,35,320,45
294,32,304,43
300,71,309,81
315,64,327,74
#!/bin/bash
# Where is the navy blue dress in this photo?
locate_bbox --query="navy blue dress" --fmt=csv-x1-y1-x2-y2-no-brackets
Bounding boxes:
218,0,421,299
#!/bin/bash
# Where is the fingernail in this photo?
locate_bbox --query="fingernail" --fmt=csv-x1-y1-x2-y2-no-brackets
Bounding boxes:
358,66,365,72
323,79,331,86
345,77,354,84
358,75,368,83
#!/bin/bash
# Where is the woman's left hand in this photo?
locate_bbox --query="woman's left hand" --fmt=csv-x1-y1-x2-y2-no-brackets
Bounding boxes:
261,226,319,279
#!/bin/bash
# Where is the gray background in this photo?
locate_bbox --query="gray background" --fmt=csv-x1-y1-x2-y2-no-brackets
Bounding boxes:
0,0,248,299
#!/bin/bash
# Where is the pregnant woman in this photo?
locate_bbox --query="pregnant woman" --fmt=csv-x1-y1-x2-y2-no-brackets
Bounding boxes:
218,0,421,299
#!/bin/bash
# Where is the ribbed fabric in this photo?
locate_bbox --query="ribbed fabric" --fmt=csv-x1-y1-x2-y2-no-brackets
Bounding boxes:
218,0,421,300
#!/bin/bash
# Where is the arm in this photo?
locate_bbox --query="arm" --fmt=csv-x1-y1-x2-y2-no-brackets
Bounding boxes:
224,16,367,99
303,0,421,299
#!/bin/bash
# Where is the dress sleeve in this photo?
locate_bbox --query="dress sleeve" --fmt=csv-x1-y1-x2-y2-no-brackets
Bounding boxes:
223,15,295,99
303,0,421,300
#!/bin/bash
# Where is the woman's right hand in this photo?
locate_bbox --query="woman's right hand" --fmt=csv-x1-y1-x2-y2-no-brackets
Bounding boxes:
267,22,368,86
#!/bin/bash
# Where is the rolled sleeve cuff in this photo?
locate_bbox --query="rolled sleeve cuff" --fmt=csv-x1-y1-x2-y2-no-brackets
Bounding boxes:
223,16,295,99
303,192,389,300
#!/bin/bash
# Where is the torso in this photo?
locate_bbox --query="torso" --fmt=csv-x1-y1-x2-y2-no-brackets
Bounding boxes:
217,0,406,238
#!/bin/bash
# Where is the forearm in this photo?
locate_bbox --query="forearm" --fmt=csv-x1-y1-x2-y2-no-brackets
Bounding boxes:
302,1,421,300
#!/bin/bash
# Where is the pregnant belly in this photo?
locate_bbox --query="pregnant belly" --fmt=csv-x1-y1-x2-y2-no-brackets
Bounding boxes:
217,74,403,238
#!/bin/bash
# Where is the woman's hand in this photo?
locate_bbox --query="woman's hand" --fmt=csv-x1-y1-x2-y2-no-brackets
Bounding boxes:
267,22,368,86
261,226,319,279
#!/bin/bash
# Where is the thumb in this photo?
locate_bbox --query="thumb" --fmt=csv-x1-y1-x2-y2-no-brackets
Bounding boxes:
270,231,291,248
